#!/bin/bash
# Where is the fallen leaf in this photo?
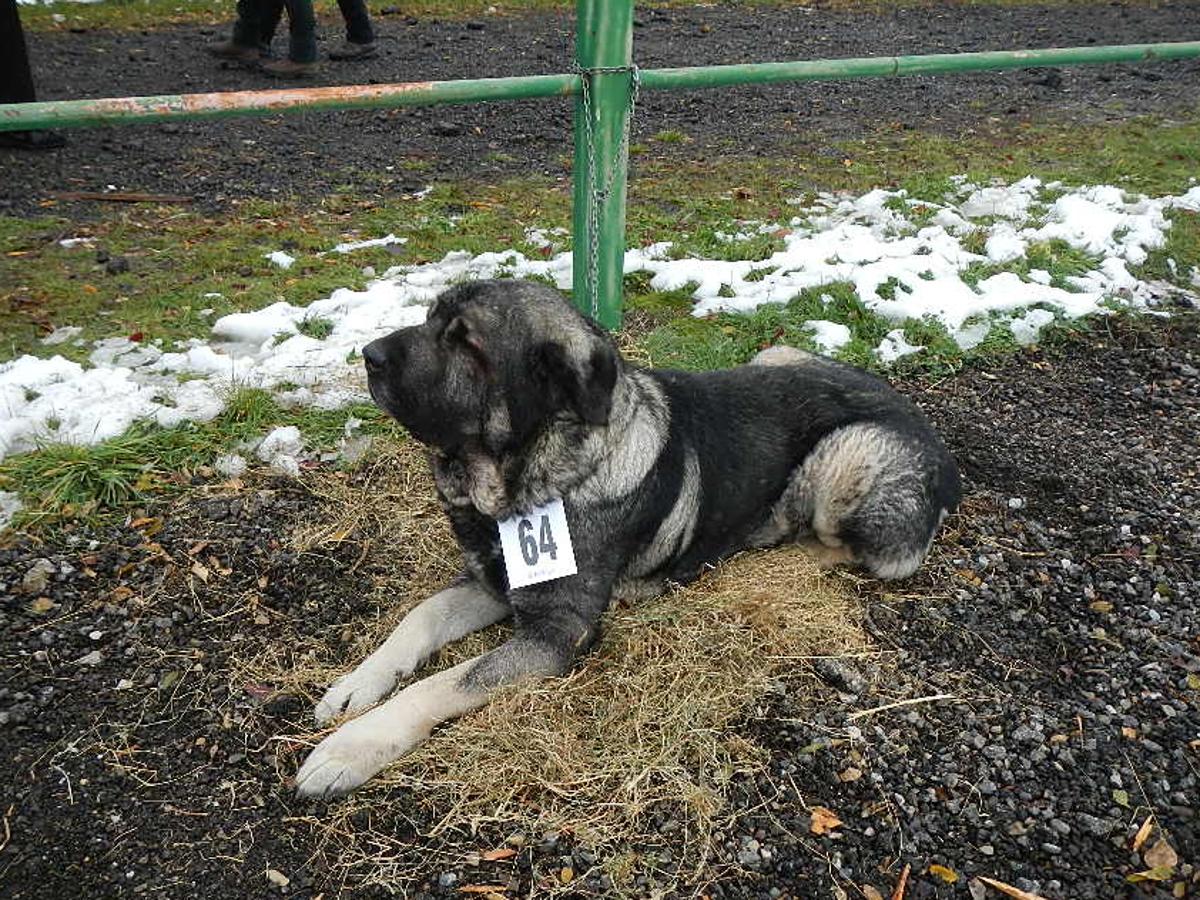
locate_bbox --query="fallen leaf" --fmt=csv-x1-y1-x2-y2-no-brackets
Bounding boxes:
559,867,574,884
29,597,56,614
1144,838,1178,869
1089,600,1113,613
928,864,959,884
1132,815,1155,851
978,876,1049,899
265,868,290,888
1126,866,1174,884
839,766,863,782
480,848,516,862
191,561,210,583
1113,788,1130,808
862,887,884,900
956,568,983,586
1121,726,1138,740
1186,673,1200,690
809,805,842,835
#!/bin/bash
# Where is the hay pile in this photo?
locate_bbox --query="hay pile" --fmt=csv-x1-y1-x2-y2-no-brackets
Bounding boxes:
258,442,871,892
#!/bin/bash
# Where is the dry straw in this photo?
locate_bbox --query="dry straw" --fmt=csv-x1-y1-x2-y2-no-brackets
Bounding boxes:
254,442,869,893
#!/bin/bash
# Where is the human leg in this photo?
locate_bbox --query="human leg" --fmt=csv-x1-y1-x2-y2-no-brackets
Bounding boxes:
0,0,65,150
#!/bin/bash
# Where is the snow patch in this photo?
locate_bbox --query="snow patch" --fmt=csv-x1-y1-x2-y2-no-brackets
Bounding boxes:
0,492,22,530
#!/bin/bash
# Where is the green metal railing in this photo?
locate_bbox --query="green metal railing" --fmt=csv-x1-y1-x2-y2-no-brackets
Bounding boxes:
3,0,1199,328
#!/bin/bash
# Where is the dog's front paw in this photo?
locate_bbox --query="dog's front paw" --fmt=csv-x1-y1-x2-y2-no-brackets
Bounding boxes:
295,714,410,799
314,665,400,725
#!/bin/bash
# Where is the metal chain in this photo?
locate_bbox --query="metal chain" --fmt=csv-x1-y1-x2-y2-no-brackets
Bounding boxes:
577,64,640,321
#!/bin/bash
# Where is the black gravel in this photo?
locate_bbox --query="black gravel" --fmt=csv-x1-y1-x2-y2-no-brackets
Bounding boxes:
3,3,1200,897
4,1,1200,213
2,316,1198,899
705,315,1200,899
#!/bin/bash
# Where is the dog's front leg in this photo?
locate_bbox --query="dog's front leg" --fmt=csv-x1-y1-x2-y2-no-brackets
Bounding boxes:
295,630,579,799
314,578,510,725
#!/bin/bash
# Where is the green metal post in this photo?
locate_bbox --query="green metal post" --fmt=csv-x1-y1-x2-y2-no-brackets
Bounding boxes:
572,0,635,330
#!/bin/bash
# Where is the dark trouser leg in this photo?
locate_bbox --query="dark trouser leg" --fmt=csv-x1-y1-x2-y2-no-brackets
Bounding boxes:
259,0,285,51
284,0,318,63
336,0,375,44
231,0,266,49
1,0,37,104
0,0,65,149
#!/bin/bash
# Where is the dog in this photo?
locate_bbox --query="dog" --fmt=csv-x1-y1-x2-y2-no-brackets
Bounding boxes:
295,279,960,798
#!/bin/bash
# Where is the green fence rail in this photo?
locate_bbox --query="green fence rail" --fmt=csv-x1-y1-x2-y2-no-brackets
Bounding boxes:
3,4,1199,328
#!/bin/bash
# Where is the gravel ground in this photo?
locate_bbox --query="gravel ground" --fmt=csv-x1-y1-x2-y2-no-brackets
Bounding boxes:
3,2,1200,213
1,313,1197,899
3,3,1200,898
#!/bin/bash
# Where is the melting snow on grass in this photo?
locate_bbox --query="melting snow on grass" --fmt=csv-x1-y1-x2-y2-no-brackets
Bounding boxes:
1,176,1198,463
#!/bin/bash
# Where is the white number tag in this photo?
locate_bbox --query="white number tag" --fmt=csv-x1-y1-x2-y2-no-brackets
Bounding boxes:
497,497,578,589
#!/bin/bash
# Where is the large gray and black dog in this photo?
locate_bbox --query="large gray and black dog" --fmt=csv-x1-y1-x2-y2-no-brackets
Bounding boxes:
295,279,960,798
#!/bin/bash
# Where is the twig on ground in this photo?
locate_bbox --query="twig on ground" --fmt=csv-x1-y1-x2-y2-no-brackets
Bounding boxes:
978,876,1048,900
48,190,193,203
847,694,959,721
0,804,12,854
889,863,911,900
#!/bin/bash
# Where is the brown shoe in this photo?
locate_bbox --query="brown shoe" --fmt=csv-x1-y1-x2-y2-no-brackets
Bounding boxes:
328,39,377,60
207,40,262,64
260,58,319,78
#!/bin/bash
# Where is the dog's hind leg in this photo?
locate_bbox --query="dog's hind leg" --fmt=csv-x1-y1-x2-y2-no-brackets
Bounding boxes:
779,423,951,580
314,578,510,725
297,632,576,798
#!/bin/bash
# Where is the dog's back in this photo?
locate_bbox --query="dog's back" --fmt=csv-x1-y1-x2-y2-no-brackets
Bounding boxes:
634,351,960,584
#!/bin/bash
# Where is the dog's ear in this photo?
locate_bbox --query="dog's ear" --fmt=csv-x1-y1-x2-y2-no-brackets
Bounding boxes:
532,338,618,426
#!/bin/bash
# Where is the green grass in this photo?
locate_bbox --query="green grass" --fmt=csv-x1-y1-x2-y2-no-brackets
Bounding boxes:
5,115,1197,368
296,315,336,340
3,112,1200,526
1140,209,1200,289
0,183,572,364
0,387,395,526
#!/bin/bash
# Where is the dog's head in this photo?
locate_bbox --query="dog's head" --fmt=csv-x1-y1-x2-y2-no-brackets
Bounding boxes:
362,280,620,455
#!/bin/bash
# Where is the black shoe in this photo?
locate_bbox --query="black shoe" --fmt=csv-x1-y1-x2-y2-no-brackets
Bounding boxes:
0,130,66,150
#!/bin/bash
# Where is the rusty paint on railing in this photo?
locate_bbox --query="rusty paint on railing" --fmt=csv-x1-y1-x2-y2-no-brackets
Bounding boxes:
0,73,580,130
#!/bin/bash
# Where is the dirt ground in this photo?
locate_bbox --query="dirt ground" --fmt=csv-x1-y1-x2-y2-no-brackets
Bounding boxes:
2,312,1198,899
3,2,1200,899
3,2,1200,213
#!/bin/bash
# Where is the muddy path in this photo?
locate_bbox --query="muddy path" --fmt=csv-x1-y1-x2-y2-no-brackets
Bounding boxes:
3,1,1200,212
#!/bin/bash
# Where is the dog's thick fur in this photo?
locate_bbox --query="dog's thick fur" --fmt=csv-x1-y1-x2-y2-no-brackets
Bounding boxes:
295,280,960,798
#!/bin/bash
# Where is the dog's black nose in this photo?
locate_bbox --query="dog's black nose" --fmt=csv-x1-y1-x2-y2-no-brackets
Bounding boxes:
362,340,387,373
